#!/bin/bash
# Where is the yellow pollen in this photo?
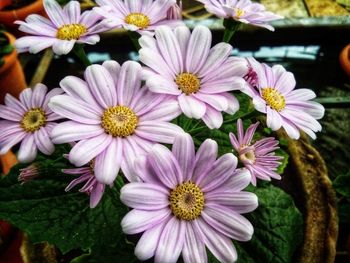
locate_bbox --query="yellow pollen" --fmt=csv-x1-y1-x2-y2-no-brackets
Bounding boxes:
169,181,205,221
234,8,245,19
175,73,200,95
101,106,138,137
56,24,87,40
125,13,150,29
262,87,286,112
20,108,47,133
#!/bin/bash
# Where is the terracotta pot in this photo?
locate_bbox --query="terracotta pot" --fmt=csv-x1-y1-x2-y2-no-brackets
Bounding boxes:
0,0,44,30
339,44,350,77
0,0,12,10
0,31,27,104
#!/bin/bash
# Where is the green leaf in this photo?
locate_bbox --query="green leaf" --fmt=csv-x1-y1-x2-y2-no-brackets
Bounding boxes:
275,148,289,174
0,147,136,263
333,171,350,201
235,184,303,263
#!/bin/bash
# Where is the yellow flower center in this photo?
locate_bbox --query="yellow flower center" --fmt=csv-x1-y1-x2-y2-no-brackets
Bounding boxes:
125,13,150,29
175,73,200,95
239,146,256,164
262,87,286,112
169,181,205,221
234,8,245,19
20,108,47,133
56,24,87,40
101,106,138,137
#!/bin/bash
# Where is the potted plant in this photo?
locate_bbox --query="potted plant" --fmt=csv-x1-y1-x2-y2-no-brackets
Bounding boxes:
0,0,44,29
0,27,26,104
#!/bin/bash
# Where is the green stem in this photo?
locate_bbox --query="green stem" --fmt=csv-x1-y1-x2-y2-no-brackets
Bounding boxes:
73,44,91,67
128,31,141,51
223,19,241,43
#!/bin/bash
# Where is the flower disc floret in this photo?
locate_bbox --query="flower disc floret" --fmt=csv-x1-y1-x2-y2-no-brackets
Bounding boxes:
262,87,286,112
175,73,200,95
101,106,138,137
125,13,150,29
20,108,47,133
56,24,87,40
169,181,204,220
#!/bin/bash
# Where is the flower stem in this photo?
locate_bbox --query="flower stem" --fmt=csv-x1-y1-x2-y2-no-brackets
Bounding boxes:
128,31,141,51
73,44,91,67
223,19,241,43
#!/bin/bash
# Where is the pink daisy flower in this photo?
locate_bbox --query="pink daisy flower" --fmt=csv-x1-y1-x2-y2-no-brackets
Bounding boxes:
139,25,247,129
94,0,184,35
230,119,283,186
49,60,183,184
196,0,283,31
15,0,114,55
0,84,63,163
63,159,105,209
242,58,325,139
120,133,258,263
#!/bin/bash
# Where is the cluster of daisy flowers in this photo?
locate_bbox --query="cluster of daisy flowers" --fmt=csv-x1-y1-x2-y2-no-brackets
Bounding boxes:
0,0,325,262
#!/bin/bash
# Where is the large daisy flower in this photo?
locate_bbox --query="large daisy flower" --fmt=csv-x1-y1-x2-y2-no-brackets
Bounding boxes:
196,0,283,31
242,58,325,139
139,25,246,129
0,84,63,163
121,133,258,263
94,0,184,35
230,119,282,186
15,0,114,55
49,60,183,184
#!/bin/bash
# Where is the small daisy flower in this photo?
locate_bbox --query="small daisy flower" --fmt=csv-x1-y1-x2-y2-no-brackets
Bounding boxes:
230,119,283,186
243,58,325,139
49,60,183,184
140,25,247,129
196,0,283,31
15,0,114,55
94,0,184,35
63,159,105,208
0,84,63,163
120,133,258,263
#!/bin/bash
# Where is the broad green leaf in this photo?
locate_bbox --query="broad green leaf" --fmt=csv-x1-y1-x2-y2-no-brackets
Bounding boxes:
0,146,136,263
333,171,350,201
275,148,289,174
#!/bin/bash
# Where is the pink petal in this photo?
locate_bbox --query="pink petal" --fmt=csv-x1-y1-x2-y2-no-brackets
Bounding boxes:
49,95,102,125
195,218,237,263
85,64,117,108
172,133,195,181
155,217,185,263
0,105,22,121
31,84,48,108
206,191,258,214
63,0,81,24
192,139,218,184
147,144,182,188
59,76,101,109
34,128,54,155
120,182,169,210
93,137,122,184
185,25,211,73
136,121,184,144
52,40,75,55
182,222,207,263
102,60,121,87
198,153,237,192
116,61,142,106
139,99,181,122
69,133,112,166
178,94,206,119
43,0,68,27
121,208,171,235
135,222,165,261
90,183,105,208
146,75,180,95
202,106,223,129
202,205,254,241
174,26,191,59
19,88,32,110
18,135,37,163
194,92,228,111
213,168,251,192
134,155,160,184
